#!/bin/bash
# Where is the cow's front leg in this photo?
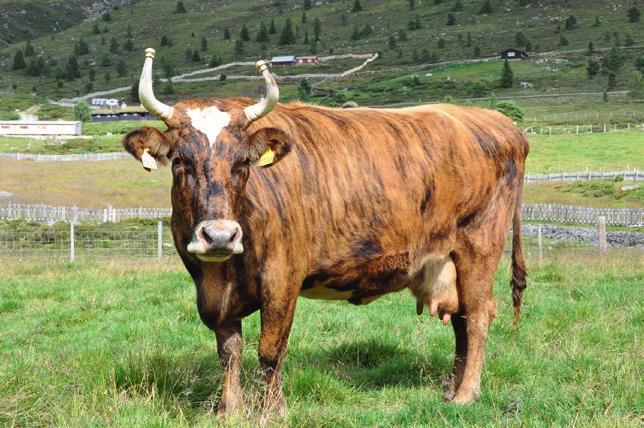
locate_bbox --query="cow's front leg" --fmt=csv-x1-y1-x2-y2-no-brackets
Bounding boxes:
258,296,298,416
215,320,244,417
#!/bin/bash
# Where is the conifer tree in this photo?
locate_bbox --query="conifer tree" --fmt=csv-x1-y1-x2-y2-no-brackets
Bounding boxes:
12,50,26,70
279,18,296,45
500,59,513,88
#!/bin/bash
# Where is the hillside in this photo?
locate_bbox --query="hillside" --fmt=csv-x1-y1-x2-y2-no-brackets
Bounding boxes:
0,0,642,108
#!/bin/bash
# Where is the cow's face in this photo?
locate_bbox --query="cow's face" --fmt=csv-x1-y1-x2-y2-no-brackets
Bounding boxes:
123,105,292,262
125,49,285,262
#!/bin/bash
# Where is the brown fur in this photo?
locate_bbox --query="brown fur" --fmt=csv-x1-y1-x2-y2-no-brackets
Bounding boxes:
123,97,529,414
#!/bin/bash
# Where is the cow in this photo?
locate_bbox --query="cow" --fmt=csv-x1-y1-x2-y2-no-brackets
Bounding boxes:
123,48,528,416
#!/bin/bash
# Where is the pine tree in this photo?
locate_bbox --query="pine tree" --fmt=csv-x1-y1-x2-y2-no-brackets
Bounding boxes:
398,28,408,41
624,33,634,47
104,71,111,82
257,22,269,43
586,59,600,79
160,35,172,46
77,39,89,55
175,1,186,13
479,0,493,14
587,41,594,55
116,59,128,77
124,38,134,51
12,49,26,70
269,19,277,34
126,25,133,39
209,55,222,67
66,55,81,80
235,39,244,55
101,53,111,67
240,24,250,41
303,30,309,44
351,0,363,13
313,18,321,42
627,6,640,23
558,34,568,46
437,38,446,49
201,37,208,51
565,15,577,30
109,37,119,53
191,50,201,62
24,39,35,56
447,13,456,26
279,18,296,45
93,23,101,34
500,59,513,88
452,0,463,11
593,16,601,27
89,68,96,81
466,32,472,47
224,29,231,40
409,0,415,10
130,80,140,103
302,10,307,23
303,0,312,10
388,35,397,49
102,12,112,22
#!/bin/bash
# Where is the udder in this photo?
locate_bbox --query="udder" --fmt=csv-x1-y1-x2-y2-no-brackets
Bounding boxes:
410,256,459,325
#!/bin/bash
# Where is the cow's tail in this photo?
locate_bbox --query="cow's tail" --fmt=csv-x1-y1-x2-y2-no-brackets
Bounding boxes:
511,187,527,326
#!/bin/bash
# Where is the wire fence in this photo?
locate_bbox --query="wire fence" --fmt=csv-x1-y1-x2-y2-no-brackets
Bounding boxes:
524,123,643,135
0,220,639,263
1,202,641,226
0,152,130,161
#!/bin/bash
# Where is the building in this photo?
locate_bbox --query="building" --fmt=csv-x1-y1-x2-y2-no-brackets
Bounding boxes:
91,98,120,108
269,55,297,67
500,48,528,60
91,111,154,122
297,56,319,65
0,120,81,137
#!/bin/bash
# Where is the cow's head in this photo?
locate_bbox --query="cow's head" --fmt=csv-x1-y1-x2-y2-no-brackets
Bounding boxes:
123,48,292,262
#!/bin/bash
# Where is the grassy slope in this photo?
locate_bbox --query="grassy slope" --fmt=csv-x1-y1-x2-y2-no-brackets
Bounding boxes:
0,0,641,102
0,131,642,208
0,252,641,426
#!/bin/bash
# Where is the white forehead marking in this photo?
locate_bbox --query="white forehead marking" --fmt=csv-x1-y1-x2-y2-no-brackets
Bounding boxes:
186,106,232,147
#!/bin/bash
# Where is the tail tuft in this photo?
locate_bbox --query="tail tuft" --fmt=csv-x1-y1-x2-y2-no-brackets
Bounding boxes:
511,190,527,326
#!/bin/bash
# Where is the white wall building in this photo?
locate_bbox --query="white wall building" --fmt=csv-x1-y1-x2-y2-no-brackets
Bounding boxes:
0,121,82,137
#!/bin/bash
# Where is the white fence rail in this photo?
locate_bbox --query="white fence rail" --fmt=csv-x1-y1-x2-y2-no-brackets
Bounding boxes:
0,152,130,161
1,203,642,226
524,170,642,183
524,123,644,135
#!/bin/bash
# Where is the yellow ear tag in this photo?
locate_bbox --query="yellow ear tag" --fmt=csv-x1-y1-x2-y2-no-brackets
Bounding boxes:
257,148,275,167
141,149,158,171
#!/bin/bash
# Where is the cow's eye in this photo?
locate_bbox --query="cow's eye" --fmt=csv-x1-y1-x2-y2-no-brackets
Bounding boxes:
172,157,182,166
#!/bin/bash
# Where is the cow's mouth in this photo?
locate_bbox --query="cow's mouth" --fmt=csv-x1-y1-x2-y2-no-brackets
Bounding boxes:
187,241,244,263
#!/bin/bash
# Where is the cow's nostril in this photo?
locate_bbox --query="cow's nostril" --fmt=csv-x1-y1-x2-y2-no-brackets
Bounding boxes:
201,227,214,245
229,228,240,244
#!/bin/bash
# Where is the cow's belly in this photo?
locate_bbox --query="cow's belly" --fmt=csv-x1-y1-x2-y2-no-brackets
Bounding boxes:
300,252,412,305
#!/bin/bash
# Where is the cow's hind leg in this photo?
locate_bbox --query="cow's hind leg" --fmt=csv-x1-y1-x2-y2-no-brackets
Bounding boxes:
215,320,244,416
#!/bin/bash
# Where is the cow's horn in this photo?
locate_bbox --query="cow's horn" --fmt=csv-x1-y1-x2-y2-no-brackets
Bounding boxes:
139,48,174,120
244,60,279,122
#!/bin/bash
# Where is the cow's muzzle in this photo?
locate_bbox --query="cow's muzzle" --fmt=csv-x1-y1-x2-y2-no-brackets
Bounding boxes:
187,220,244,262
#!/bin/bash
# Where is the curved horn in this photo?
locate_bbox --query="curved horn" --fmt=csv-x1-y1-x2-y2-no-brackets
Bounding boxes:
139,48,174,120
244,60,279,122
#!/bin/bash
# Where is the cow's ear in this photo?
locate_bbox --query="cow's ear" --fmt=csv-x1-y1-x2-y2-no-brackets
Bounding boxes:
247,127,293,168
122,127,172,172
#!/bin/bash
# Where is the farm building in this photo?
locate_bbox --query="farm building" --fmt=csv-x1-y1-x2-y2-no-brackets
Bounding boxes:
500,48,528,59
297,56,319,65
0,120,81,137
269,55,297,67
269,55,319,67
91,111,154,122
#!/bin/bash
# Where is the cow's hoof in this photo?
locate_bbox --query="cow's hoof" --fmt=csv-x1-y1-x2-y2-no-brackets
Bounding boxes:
216,400,244,418
442,390,456,402
451,391,477,405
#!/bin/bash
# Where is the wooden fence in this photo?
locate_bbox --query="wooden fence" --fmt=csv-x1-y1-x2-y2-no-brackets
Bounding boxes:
0,152,130,161
524,170,642,183
1,203,641,226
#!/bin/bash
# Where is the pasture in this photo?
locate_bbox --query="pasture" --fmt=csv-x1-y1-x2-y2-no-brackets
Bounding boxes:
1,131,642,209
0,248,641,427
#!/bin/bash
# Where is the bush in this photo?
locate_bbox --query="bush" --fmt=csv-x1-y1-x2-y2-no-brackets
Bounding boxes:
495,101,524,123
72,101,91,123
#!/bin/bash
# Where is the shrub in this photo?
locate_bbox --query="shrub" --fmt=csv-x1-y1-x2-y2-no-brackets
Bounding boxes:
72,101,91,123
495,101,524,123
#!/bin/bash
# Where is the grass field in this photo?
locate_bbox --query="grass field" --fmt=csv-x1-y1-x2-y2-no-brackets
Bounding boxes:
1,131,642,209
0,249,641,426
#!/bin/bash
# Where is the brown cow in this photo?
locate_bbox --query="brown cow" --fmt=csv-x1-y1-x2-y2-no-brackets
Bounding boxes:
123,48,528,416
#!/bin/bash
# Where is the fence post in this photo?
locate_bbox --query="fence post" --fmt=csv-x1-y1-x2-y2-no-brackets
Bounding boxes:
70,221,75,263
157,221,163,260
538,224,543,264
597,216,607,255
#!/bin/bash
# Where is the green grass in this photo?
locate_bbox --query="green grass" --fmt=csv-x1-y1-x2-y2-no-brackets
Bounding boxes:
523,180,644,208
0,250,641,426
526,131,644,174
